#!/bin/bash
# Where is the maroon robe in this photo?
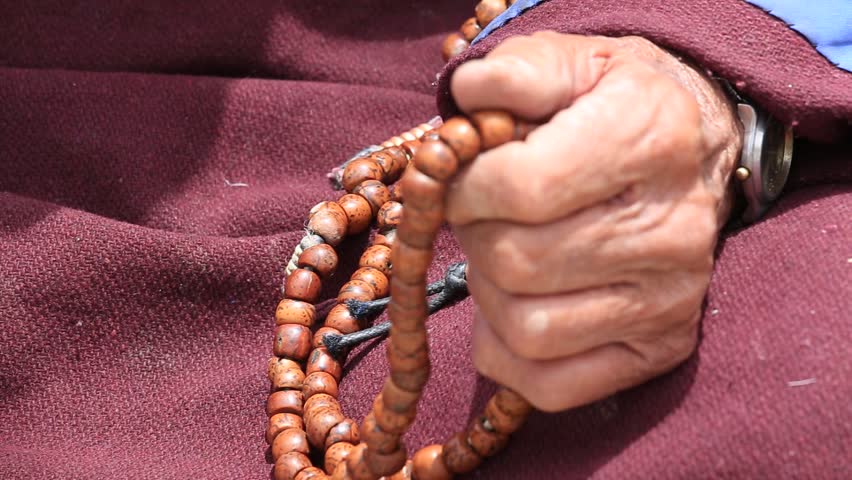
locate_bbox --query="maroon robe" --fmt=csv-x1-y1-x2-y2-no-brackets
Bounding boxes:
1,1,849,478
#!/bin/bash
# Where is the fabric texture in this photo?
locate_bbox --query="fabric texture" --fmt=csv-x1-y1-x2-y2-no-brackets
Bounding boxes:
1,1,850,479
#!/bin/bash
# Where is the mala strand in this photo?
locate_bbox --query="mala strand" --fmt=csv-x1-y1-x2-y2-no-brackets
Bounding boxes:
267,3,533,479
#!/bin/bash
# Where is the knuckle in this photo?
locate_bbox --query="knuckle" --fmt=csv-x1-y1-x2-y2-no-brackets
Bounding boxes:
502,306,550,359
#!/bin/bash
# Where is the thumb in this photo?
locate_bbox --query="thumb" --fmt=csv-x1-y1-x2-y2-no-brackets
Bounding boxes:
450,32,614,120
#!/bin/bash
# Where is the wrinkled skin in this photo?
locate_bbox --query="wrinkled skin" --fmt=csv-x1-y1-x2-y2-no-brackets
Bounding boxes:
448,32,742,412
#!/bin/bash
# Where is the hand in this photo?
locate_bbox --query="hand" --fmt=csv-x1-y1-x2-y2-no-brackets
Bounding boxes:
448,33,742,412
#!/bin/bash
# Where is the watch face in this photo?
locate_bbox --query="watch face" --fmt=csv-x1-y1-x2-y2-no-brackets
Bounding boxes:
760,119,793,201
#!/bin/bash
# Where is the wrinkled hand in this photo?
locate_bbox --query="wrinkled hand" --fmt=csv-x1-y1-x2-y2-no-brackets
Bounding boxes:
448,33,742,412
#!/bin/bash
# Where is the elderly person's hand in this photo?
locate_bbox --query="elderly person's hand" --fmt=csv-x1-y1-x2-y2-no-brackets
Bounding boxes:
448,32,743,412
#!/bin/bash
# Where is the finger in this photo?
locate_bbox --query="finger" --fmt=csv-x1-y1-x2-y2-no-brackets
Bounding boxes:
451,32,615,119
471,312,695,412
466,266,642,361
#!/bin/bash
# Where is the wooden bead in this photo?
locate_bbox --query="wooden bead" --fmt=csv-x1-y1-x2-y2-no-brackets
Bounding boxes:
345,443,374,480
412,445,452,480
383,460,413,480
373,395,415,435
467,416,508,457
400,140,421,160
359,245,392,276
460,17,482,42
373,230,397,251
325,304,361,334
389,326,428,356
375,146,409,183
400,131,417,142
308,202,349,247
274,451,312,480
441,32,469,62
365,444,408,477
399,167,446,211
304,393,340,415
269,357,299,382
413,140,459,181
276,299,317,327
391,241,432,285
387,282,428,323
475,0,507,26
389,136,405,147
314,327,342,349
353,180,391,215
438,117,481,165
296,467,329,480
361,413,401,455
298,244,339,279
389,351,430,394
267,413,305,444
470,111,515,151
325,442,355,475
338,193,374,235
330,462,350,480
272,427,310,460
343,158,384,192
442,432,482,474
306,406,346,448
285,269,322,303
484,394,527,434
274,324,312,360
351,267,389,298
338,279,376,303
268,390,305,417
389,184,403,203
396,202,443,250
494,388,533,417
420,130,440,143
376,201,403,232
325,418,361,449
303,371,339,399
380,378,421,414
272,361,307,390
307,348,343,382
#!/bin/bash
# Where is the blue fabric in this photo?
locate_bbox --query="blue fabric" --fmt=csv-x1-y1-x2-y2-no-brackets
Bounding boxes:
472,0,852,72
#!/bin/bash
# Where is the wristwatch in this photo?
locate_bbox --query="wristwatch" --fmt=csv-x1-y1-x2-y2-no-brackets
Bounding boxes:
733,103,794,224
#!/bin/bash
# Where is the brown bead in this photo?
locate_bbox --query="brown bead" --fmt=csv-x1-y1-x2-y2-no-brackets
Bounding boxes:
467,416,508,457
442,432,482,474
361,413,401,455
387,282,428,323
306,406,346,448
484,394,527,434
494,388,533,417
307,347,343,381
388,136,405,147
351,267,389,298
391,241,432,285
460,17,482,42
382,460,413,480
390,363,430,393
324,304,361,334
343,158,384,192
308,202,349,247
345,443,374,480
412,445,452,480
314,327,342,349
400,140,421,160
296,467,329,480
298,244,339,279
274,451,312,480
366,444,408,477
330,462,350,480
389,326,428,357
268,390,305,417
395,202,442,250
353,180,391,215
399,167,446,211
338,279,376,303
285,269,322,303
374,147,408,183
380,378,421,414
304,393,340,414
272,362,307,390
269,357,299,382
475,0,507,26
372,395,415,435
325,418,360,449
389,184,403,203
303,371,339,399
274,324,313,361
441,32,469,62
272,427,310,460
420,130,440,143
387,338,429,376
359,245,392,276
373,230,397,251
338,193,374,235
376,201,403,232
438,117,481,165
276,299,317,327
470,111,515,151
266,413,305,444
414,140,459,182
325,442,355,475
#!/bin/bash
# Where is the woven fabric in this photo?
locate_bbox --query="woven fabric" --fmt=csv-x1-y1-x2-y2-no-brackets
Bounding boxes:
1,1,850,479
